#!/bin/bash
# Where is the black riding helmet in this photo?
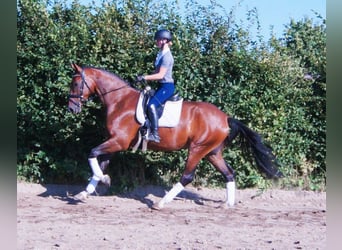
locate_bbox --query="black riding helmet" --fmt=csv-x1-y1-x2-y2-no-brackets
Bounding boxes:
154,29,172,41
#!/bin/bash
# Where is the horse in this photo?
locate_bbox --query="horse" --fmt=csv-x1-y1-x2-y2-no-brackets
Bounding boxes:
68,63,283,210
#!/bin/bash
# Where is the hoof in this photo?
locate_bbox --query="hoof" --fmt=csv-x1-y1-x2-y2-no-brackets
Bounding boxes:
151,202,164,210
221,201,235,209
101,175,111,187
74,191,89,201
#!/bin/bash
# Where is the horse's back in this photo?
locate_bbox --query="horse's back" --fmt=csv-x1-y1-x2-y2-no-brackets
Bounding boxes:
182,100,228,123
180,100,229,139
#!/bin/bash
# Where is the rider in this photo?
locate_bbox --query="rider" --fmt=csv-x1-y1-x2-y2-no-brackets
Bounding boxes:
136,29,175,143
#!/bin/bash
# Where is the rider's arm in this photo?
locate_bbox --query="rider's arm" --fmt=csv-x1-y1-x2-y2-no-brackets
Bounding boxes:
144,66,167,81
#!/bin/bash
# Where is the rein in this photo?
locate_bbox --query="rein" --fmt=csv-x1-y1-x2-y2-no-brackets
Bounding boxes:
100,85,129,97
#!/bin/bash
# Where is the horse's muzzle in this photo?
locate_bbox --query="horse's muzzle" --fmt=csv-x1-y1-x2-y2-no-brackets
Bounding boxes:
68,104,81,113
68,98,82,113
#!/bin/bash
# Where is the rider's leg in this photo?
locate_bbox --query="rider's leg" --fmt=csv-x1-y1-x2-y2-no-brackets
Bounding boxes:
147,103,160,143
146,83,175,143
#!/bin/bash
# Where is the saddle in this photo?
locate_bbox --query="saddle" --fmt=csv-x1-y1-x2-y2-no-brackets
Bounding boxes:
135,86,183,127
133,86,183,151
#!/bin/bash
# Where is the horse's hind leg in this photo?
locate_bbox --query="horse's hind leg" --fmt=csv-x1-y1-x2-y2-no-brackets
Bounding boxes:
206,152,236,207
152,149,206,210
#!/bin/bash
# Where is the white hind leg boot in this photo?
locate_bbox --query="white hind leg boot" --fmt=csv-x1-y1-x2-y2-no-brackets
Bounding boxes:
226,181,235,207
153,182,184,210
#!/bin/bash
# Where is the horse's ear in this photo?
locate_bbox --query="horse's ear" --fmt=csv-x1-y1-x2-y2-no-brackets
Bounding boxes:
71,63,82,73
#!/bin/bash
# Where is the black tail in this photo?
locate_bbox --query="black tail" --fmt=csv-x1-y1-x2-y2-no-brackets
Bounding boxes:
227,117,283,178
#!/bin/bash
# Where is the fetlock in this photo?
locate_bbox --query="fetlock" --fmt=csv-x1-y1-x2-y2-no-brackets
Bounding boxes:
101,174,111,187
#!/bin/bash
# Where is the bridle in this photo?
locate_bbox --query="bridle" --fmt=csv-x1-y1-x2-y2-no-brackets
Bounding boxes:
68,68,130,107
68,70,92,106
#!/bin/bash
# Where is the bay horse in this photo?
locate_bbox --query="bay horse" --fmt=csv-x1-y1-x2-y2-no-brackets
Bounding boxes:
68,63,282,210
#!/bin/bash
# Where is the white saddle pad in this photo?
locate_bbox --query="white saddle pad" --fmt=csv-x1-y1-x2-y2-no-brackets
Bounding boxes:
136,93,183,127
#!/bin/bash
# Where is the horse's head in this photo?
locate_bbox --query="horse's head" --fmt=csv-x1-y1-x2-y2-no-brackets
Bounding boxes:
68,63,94,113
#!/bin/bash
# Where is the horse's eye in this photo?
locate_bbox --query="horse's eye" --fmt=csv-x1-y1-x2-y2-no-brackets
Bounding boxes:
74,83,78,87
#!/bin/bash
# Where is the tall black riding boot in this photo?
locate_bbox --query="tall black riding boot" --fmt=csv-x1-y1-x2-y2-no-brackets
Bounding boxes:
147,104,161,143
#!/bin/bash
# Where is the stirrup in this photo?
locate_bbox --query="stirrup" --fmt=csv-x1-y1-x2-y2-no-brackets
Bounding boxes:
148,131,160,143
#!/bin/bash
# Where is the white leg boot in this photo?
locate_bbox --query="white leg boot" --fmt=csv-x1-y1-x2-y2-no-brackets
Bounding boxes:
152,182,184,210
86,176,100,194
74,158,110,200
88,157,111,187
226,181,235,207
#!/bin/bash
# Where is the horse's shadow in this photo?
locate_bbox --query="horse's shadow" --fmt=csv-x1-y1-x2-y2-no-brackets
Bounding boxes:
37,184,88,205
113,185,223,208
37,184,222,208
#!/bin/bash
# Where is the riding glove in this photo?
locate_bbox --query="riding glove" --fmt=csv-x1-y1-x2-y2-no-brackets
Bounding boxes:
136,75,145,83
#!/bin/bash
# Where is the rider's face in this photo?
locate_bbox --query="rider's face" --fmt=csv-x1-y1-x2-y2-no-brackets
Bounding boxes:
155,39,166,48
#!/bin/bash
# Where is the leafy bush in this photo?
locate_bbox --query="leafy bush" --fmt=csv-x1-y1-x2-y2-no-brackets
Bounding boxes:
17,0,325,190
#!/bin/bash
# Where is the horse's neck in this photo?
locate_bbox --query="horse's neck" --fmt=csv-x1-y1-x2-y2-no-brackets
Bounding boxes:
96,77,137,107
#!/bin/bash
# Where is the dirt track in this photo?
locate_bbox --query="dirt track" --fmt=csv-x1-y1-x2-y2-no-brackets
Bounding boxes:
17,182,326,249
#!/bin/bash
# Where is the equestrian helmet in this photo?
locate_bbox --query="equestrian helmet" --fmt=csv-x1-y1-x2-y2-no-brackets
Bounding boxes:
154,29,172,41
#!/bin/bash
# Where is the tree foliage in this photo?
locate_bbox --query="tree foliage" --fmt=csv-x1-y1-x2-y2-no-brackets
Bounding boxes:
17,0,326,190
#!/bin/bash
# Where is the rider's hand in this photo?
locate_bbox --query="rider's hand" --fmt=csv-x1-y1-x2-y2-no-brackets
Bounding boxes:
136,75,145,83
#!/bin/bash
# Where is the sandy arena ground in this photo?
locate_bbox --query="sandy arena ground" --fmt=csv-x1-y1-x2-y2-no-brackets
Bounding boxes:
17,182,326,249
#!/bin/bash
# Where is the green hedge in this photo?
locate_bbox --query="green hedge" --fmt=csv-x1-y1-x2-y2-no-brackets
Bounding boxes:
17,0,326,190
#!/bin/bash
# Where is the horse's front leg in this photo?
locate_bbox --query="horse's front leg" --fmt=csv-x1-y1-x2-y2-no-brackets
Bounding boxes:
85,152,112,194
74,139,124,200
